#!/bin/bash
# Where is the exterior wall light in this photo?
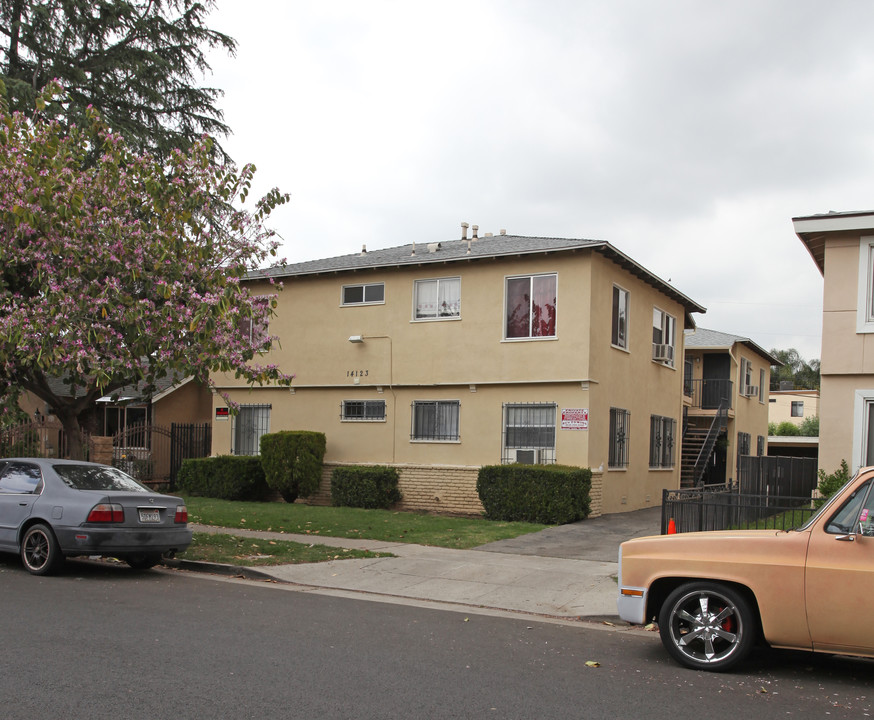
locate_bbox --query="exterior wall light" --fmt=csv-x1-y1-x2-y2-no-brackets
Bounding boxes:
348,335,364,343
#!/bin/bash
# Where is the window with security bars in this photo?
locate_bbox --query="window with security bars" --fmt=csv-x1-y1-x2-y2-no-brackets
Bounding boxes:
232,404,271,456
757,435,765,456
501,403,556,464
609,408,630,468
737,431,751,456
341,400,386,421
411,401,459,441
649,415,676,469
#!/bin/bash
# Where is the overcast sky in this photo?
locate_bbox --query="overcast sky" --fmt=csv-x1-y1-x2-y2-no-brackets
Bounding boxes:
203,0,874,362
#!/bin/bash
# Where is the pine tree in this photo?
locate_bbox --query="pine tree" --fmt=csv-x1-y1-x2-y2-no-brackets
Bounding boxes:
0,0,235,160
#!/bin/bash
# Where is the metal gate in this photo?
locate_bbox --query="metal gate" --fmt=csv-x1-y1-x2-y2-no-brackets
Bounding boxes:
0,419,92,459
112,423,211,489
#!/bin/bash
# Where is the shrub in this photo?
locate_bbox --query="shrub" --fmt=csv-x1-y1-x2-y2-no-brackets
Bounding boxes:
331,466,402,509
815,459,850,508
177,456,269,501
775,421,801,436
476,464,591,525
260,431,326,503
799,416,819,437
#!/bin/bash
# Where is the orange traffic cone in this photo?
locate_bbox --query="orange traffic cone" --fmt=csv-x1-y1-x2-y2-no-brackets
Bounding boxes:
667,518,677,535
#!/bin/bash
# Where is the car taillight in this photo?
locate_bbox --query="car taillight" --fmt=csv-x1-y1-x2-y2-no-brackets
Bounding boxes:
87,503,125,523
175,505,188,523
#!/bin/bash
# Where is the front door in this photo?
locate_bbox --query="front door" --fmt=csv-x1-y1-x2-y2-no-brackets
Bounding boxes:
702,354,731,409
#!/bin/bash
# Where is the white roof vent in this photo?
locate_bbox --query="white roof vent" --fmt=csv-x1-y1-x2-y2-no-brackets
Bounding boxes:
427,242,442,253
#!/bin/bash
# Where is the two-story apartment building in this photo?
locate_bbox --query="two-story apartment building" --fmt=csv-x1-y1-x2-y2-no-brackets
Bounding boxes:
682,328,778,486
211,231,705,516
769,388,819,428
794,209,874,473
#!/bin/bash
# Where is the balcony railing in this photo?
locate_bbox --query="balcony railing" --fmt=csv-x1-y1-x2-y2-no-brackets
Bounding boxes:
684,378,733,410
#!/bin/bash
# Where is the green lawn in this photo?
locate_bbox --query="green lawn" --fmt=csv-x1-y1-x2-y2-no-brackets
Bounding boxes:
183,496,548,550
179,532,394,566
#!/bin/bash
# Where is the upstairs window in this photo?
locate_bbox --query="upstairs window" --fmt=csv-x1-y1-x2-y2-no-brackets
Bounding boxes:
414,277,461,319
857,236,874,332
342,282,384,306
739,357,756,397
612,286,629,349
652,308,676,365
791,401,804,417
505,274,557,339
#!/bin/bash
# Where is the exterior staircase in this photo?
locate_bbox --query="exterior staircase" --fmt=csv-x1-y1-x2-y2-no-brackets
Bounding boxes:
680,402,728,487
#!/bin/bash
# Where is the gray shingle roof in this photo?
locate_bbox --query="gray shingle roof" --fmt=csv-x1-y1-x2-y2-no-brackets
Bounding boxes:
685,327,781,365
44,374,184,402
249,234,706,318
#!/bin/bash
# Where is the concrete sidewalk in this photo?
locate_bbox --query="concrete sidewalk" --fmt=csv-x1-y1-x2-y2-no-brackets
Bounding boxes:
181,507,662,621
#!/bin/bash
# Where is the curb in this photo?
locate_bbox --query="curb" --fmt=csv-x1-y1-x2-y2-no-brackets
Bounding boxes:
162,558,285,583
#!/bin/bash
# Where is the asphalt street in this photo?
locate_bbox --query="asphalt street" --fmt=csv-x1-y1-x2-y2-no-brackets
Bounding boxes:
3,560,873,720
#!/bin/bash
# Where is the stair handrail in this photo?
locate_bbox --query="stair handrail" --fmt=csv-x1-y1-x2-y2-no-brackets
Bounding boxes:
691,400,729,487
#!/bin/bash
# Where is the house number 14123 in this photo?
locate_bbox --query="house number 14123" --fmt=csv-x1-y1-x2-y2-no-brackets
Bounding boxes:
347,370,369,377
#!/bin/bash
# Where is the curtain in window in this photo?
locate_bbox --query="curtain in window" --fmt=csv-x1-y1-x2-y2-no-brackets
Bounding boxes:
415,281,438,318
531,275,556,337
415,279,460,318
437,278,460,316
234,405,271,455
412,401,459,440
506,277,530,338
504,404,556,448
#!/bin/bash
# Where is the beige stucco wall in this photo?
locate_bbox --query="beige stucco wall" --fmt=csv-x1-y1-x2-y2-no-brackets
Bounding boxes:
821,237,867,374
212,248,693,514
152,380,212,427
587,253,685,510
768,391,819,426
803,230,870,473
818,375,858,472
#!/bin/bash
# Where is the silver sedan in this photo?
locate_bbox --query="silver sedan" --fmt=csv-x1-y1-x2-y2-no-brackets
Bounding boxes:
0,458,192,575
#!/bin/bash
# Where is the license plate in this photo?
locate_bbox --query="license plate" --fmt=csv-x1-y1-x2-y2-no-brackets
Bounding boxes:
138,509,161,523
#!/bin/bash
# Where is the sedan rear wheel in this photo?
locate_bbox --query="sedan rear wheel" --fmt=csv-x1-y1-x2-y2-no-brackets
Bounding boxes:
21,523,64,576
658,581,756,671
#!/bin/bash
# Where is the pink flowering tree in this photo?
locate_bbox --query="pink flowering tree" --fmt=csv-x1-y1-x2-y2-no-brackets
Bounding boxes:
0,81,292,459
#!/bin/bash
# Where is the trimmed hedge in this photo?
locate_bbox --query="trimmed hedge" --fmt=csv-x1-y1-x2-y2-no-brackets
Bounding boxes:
177,456,269,501
331,466,402,509
260,430,326,503
476,464,592,524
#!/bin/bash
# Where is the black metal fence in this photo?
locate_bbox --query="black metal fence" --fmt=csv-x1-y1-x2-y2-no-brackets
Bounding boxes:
113,422,211,489
662,483,818,534
738,455,818,497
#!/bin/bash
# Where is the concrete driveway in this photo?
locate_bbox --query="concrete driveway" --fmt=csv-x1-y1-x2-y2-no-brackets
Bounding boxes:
473,505,663,562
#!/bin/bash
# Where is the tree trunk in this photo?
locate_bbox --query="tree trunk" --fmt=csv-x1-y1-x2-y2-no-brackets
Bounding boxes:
56,410,87,461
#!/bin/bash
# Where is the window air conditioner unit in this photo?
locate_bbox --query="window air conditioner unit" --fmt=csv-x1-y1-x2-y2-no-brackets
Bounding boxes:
745,385,759,397
652,344,674,362
512,448,540,464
